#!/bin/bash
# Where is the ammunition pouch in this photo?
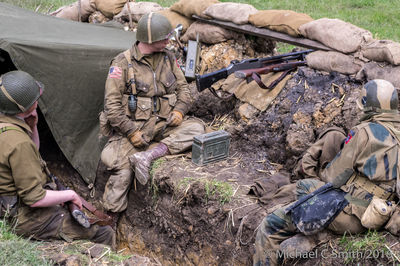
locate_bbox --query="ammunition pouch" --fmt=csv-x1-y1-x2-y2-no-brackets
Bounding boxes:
346,173,394,201
286,183,349,235
158,94,177,119
0,195,18,218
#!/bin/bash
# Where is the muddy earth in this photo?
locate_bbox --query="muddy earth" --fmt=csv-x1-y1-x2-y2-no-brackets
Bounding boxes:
37,38,400,265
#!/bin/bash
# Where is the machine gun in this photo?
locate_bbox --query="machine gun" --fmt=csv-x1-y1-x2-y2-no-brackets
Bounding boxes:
195,49,312,96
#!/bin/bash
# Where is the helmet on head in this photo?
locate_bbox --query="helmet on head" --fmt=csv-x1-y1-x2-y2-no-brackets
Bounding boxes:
0,70,43,115
136,12,172,44
357,79,398,113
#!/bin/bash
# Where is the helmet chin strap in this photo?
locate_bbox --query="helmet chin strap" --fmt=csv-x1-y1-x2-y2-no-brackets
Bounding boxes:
0,78,26,112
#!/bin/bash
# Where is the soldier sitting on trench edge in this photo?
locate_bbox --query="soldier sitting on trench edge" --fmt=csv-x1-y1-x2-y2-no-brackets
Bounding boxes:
254,79,400,265
99,12,205,222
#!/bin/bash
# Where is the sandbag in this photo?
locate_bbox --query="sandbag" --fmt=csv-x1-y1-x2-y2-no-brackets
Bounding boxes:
361,40,400,65
50,0,96,22
95,0,127,18
299,18,373,54
157,9,193,34
114,2,163,22
181,21,237,44
203,2,257,25
249,10,313,37
306,51,363,75
170,0,219,19
89,10,111,24
356,62,400,88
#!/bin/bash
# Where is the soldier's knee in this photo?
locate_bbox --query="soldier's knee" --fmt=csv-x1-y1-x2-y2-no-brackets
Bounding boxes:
92,225,116,249
296,179,325,199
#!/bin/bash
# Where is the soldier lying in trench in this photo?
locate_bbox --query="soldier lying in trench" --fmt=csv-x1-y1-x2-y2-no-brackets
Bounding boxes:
254,79,400,265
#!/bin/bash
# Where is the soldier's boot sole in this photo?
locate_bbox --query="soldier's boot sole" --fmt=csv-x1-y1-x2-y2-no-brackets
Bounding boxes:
130,153,150,185
72,209,90,228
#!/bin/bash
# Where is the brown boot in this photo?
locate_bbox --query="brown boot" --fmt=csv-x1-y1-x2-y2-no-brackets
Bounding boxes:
129,143,169,185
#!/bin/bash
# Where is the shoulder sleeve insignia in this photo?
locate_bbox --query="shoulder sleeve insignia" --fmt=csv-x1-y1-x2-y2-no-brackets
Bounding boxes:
344,130,355,144
108,66,122,79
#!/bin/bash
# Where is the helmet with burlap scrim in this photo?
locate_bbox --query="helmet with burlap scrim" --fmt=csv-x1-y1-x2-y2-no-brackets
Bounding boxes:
136,12,172,44
357,79,398,113
0,70,44,115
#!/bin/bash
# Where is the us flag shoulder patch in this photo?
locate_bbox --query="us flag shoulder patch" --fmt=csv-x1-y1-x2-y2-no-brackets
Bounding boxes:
345,130,355,144
108,66,122,79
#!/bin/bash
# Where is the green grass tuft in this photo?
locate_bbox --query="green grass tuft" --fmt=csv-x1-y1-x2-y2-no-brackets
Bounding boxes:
0,219,52,266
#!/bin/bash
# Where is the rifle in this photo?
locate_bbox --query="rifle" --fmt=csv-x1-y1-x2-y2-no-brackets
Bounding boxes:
234,60,306,90
42,161,112,228
195,49,312,96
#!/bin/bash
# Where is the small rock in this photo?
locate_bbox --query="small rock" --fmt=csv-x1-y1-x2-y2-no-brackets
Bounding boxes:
238,103,259,121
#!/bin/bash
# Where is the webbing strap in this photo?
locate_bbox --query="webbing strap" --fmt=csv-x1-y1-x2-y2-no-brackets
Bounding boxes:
347,173,394,200
0,123,23,134
123,50,136,94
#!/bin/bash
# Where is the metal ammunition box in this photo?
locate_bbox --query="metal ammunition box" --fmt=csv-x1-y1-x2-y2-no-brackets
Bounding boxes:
192,130,230,166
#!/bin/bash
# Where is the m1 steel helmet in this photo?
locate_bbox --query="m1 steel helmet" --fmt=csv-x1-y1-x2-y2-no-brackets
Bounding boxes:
0,70,43,115
136,12,172,44
357,79,398,113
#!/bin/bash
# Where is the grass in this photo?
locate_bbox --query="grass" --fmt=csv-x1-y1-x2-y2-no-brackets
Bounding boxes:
179,177,234,204
338,230,394,263
0,219,52,266
204,179,234,204
149,158,165,201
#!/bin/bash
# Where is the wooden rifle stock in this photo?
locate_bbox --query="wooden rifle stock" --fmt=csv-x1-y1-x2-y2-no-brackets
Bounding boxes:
234,61,306,79
234,61,306,90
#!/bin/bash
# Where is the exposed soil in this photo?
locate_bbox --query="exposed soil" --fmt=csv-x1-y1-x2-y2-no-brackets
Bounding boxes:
36,39,400,265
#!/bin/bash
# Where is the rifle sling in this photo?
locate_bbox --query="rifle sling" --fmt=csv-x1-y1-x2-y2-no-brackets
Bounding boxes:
251,69,292,90
79,196,112,223
40,159,112,225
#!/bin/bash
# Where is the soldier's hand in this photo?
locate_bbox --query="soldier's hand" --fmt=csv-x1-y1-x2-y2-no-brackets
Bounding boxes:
129,130,149,148
69,190,83,210
167,110,183,127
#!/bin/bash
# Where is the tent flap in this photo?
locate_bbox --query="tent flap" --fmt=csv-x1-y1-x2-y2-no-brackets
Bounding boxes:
0,3,136,185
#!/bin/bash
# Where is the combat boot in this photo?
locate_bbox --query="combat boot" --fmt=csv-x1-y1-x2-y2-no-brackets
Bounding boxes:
129,143,170,185
279,231,330,259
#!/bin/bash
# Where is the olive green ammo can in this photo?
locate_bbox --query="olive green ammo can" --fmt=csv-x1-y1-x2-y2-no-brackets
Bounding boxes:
192,130,230,166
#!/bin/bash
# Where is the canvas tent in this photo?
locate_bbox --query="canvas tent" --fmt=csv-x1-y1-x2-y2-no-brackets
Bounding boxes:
0,3,136,185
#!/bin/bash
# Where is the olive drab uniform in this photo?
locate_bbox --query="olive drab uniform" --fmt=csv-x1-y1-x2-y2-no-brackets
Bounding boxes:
0,115,115,245
254,113,400,266
100,43,205,213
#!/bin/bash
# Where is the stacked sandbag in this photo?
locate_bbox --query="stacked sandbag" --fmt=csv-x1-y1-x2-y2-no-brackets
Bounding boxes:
170,0,219,19
50,0,96,22
95,0,127,18
114,2,163,22
181,21,239,44
361,40,400,65
299,18,373,54
356,62,400,88
157,9,193,34
306,51,364,75
203,2,257,25
249,10,313,37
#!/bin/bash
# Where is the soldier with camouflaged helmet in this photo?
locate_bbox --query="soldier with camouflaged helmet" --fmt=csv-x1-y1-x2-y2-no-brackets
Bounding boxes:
254,79,400,266
0,70,115,247
99,13,205,219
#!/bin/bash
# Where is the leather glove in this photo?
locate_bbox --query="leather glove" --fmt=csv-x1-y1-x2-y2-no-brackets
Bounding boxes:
128,130,148,148
167,110,183,127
